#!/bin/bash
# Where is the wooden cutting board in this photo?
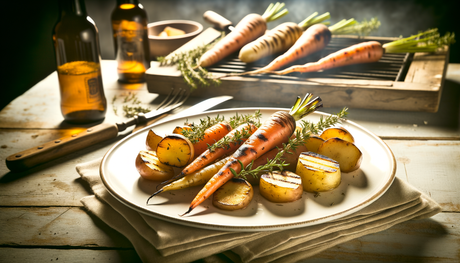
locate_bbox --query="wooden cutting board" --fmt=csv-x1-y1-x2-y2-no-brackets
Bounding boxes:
146,27,449,112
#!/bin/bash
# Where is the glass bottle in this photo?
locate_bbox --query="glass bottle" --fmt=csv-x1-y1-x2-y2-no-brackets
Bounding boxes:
111,0,150,83
53,0,107,123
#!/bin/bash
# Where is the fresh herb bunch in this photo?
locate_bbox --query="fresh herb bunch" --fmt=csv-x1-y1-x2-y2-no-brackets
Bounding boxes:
157,34,225,90
233,108,348,180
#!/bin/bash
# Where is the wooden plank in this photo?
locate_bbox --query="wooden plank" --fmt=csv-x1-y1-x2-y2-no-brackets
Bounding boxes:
0,129,117,206
308,213,460,262
386,140,460,212
0,208,457,262
0,248,141,263
0,207,132,248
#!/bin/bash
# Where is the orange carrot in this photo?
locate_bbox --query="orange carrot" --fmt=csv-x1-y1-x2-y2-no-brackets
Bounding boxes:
269,28,456,75
272,41,383,75
198,3,288,68
249,137,308,174
159,122,258,187
182,93,323,216
186,122,233,157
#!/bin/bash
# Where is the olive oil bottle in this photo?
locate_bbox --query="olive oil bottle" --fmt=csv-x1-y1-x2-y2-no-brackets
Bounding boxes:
111,0,150,83
53,0,107,123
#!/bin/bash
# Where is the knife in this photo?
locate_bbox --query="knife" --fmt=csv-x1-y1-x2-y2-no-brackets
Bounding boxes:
5,95,233,172
203,10,234,33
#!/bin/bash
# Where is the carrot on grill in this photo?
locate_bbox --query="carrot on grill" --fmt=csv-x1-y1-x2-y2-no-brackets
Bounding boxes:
238,12,331,63
270,28,455,75
198,2,288,68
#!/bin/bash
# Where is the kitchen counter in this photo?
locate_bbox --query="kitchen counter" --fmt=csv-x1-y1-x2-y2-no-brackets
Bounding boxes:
0,60,459,262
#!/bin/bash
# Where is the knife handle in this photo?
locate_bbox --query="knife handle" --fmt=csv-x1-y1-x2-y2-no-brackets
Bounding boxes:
6,123,119,172
203,10,232,31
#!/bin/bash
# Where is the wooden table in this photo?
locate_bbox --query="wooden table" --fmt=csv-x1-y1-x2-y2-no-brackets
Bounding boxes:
1,60,459,262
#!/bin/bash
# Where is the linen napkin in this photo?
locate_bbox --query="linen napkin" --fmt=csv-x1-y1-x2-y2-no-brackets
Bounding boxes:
77,158,441,263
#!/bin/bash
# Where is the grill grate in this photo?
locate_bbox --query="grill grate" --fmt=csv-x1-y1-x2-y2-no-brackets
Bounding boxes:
207,37,413,82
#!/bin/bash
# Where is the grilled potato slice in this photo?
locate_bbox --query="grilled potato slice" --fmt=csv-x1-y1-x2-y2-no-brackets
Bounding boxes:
259,171,303,203
145,129,163,151
296,152,341,192
320,127,355,143
212,178,254,211
135,150,175,181
317,138,363,173
304,134,325,153
156,134,195,167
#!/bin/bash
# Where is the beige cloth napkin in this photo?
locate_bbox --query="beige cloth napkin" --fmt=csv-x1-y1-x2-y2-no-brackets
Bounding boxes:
77,158,441,263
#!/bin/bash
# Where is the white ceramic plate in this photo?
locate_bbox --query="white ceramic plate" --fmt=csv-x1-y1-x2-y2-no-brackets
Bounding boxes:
101,108,396,232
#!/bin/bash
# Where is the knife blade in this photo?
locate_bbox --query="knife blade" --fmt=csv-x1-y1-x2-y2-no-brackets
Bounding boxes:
5,95,233,172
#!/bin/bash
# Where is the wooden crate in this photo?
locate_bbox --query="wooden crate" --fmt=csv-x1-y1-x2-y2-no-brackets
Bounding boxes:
146,27,449,112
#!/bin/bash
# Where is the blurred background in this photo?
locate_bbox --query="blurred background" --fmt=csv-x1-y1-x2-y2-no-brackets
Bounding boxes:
3,0,459,110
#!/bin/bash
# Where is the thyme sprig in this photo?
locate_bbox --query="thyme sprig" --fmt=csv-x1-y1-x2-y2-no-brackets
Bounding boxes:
111,92,151,118
234,108,348,180
208,123,255,152
181,111,263,149
182,115,225,144
157,33,224,90
229,110,262,129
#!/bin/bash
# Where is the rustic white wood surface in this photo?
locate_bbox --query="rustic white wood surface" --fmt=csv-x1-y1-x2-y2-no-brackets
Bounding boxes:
0,60,459,262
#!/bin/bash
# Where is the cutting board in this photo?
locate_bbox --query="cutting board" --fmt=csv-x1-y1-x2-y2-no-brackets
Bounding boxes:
146,27,449,112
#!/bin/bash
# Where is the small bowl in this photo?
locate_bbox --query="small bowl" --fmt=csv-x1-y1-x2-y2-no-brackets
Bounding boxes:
148,20,203,60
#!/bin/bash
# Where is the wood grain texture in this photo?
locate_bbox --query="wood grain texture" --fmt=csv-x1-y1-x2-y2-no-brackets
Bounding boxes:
0,208,457,262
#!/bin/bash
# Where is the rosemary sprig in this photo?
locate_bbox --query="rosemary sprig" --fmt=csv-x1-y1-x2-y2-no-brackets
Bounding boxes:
235,108,348,180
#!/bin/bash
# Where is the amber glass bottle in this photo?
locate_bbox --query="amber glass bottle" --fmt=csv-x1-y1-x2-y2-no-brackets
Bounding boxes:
111,0,150,83
53,0,107,123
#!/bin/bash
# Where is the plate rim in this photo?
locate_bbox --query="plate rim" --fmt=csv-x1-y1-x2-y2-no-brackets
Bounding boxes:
100,107,397,232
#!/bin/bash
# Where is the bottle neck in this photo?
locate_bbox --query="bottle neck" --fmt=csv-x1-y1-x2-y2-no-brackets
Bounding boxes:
116,0,139,5
59,0,88,17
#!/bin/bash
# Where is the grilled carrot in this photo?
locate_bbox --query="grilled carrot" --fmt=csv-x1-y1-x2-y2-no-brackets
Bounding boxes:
182,122,233,157
182,93,323,216
146,156,231,202
247,23,332,74
239,12,331,63
198,2,288,68
272,40,383,75
271,28,455,75
159,122,258,188
216,17,380,79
